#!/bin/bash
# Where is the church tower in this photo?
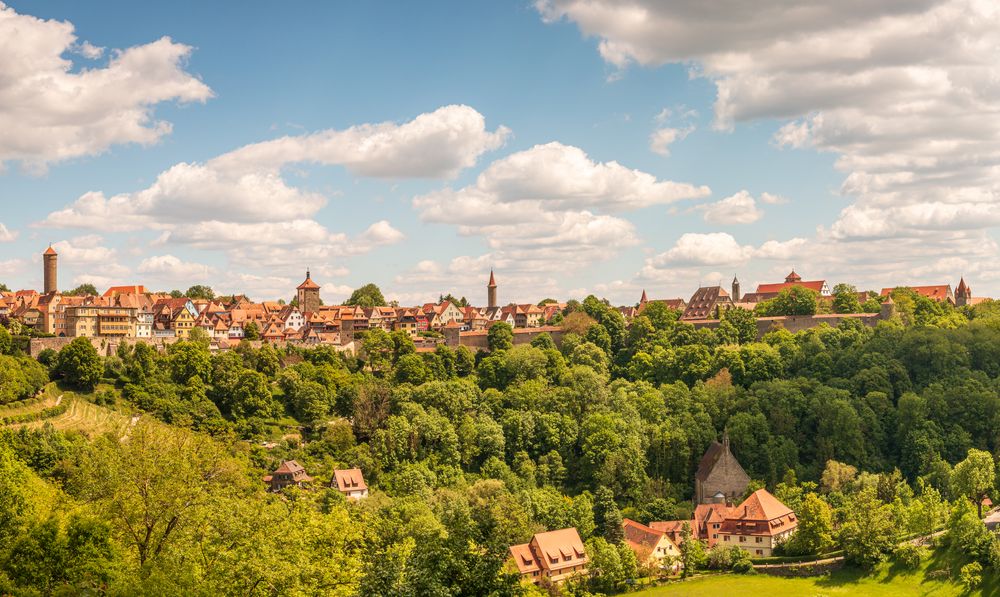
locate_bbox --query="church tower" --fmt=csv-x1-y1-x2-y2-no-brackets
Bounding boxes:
43,245,58,294
296,270,321,314
487,270,498,309
956,277,972,307
731,275,741,302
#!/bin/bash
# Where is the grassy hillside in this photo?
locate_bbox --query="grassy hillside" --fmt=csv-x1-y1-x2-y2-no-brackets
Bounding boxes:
633,549,991,596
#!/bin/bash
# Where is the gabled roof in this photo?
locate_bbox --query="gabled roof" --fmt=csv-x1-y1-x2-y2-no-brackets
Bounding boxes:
880,285,953,301
622,518,670,553
755,280,825,294
508,543,539,574
695,441,725,481
103,285,147,297
682,286,730,320
274,460,305,474
718,488,797,537
736,489,794,521
533,527,587,564
332,468,367,492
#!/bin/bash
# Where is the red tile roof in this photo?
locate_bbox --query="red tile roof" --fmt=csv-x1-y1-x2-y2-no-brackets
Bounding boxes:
509,543,540,574
297,272,320,290
880,285,953,301
622,518,671,556
719,489,797,537
103,285,147,297
332,468,367,492
755,280,825,294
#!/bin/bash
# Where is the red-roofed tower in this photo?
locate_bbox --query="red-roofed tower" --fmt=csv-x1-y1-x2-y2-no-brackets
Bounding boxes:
487,270,497,309
43,245,58,294
296,270,321,314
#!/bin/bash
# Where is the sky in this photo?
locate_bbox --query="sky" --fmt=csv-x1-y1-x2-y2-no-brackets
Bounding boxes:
1,0,998,305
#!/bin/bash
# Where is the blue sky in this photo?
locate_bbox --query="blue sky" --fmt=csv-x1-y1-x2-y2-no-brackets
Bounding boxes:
1,1,997,304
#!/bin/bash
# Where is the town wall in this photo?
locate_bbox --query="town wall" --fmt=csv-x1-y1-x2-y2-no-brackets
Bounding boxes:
688,312,887,339
449,325,566,351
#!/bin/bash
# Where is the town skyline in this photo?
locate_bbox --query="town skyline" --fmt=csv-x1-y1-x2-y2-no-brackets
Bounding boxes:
2,2,1000,305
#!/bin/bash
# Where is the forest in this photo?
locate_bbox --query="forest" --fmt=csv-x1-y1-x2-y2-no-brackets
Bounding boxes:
3,287,1000,595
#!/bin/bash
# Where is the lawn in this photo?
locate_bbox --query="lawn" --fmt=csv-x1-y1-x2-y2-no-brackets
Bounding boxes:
631,549,994,596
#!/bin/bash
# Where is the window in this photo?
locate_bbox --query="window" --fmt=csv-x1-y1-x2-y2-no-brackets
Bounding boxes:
756,537,763,543
724,536,729,542
756,549,763,556
739,536,745,543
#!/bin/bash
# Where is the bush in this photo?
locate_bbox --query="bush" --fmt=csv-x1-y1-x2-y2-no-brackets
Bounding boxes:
960,561,982,590
0,401,68,425
707,545,755,572
892,543,925,569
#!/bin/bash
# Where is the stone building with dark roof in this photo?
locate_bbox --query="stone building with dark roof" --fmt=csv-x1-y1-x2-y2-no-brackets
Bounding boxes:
694,434,750,505
681,286,732,320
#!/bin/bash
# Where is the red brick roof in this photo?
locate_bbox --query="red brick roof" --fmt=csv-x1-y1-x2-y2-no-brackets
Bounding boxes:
880,285,952,301
43,245,57,256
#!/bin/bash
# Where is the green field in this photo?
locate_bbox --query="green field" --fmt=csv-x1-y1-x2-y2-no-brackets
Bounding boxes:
632,551,993,596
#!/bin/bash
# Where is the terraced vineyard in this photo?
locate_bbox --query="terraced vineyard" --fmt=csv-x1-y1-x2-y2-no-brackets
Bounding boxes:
2,383,138,437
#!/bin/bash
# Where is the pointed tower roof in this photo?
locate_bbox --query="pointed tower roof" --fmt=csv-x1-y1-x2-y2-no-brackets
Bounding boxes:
640,289,648,303
43,244,57,256
732,274,740,284
297,270,320,290
488,269,497,288
785,270,801,283
957,277,971,297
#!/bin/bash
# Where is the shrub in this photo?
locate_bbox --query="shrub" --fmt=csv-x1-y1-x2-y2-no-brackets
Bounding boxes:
892,543,925,569
960,562,982,590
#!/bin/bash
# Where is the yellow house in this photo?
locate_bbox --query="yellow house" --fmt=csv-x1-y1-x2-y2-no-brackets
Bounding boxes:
64,304,137,338
623,518,681,572
154,298,197,339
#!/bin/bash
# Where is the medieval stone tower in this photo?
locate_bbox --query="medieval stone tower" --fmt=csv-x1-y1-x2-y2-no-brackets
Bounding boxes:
956,277,972,307
43,245,58,294
487,270,498,309
296,270,321,313
731,275,741,302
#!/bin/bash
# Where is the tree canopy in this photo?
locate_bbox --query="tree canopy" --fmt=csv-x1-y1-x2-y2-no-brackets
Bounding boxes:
346,283,387,307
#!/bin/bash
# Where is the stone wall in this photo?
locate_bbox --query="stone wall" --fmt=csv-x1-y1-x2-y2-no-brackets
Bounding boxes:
28,336,182,357
448,325,566,351
688,311,888,339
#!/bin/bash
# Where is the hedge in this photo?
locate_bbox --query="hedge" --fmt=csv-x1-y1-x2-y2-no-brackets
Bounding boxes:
0,402,69,425
0,395,45,411
751,550,845,565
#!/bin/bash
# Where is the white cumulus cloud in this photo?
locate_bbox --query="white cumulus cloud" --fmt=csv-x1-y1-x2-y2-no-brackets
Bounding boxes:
696,190,764,225
0,2,212,170
538,0,1000,290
